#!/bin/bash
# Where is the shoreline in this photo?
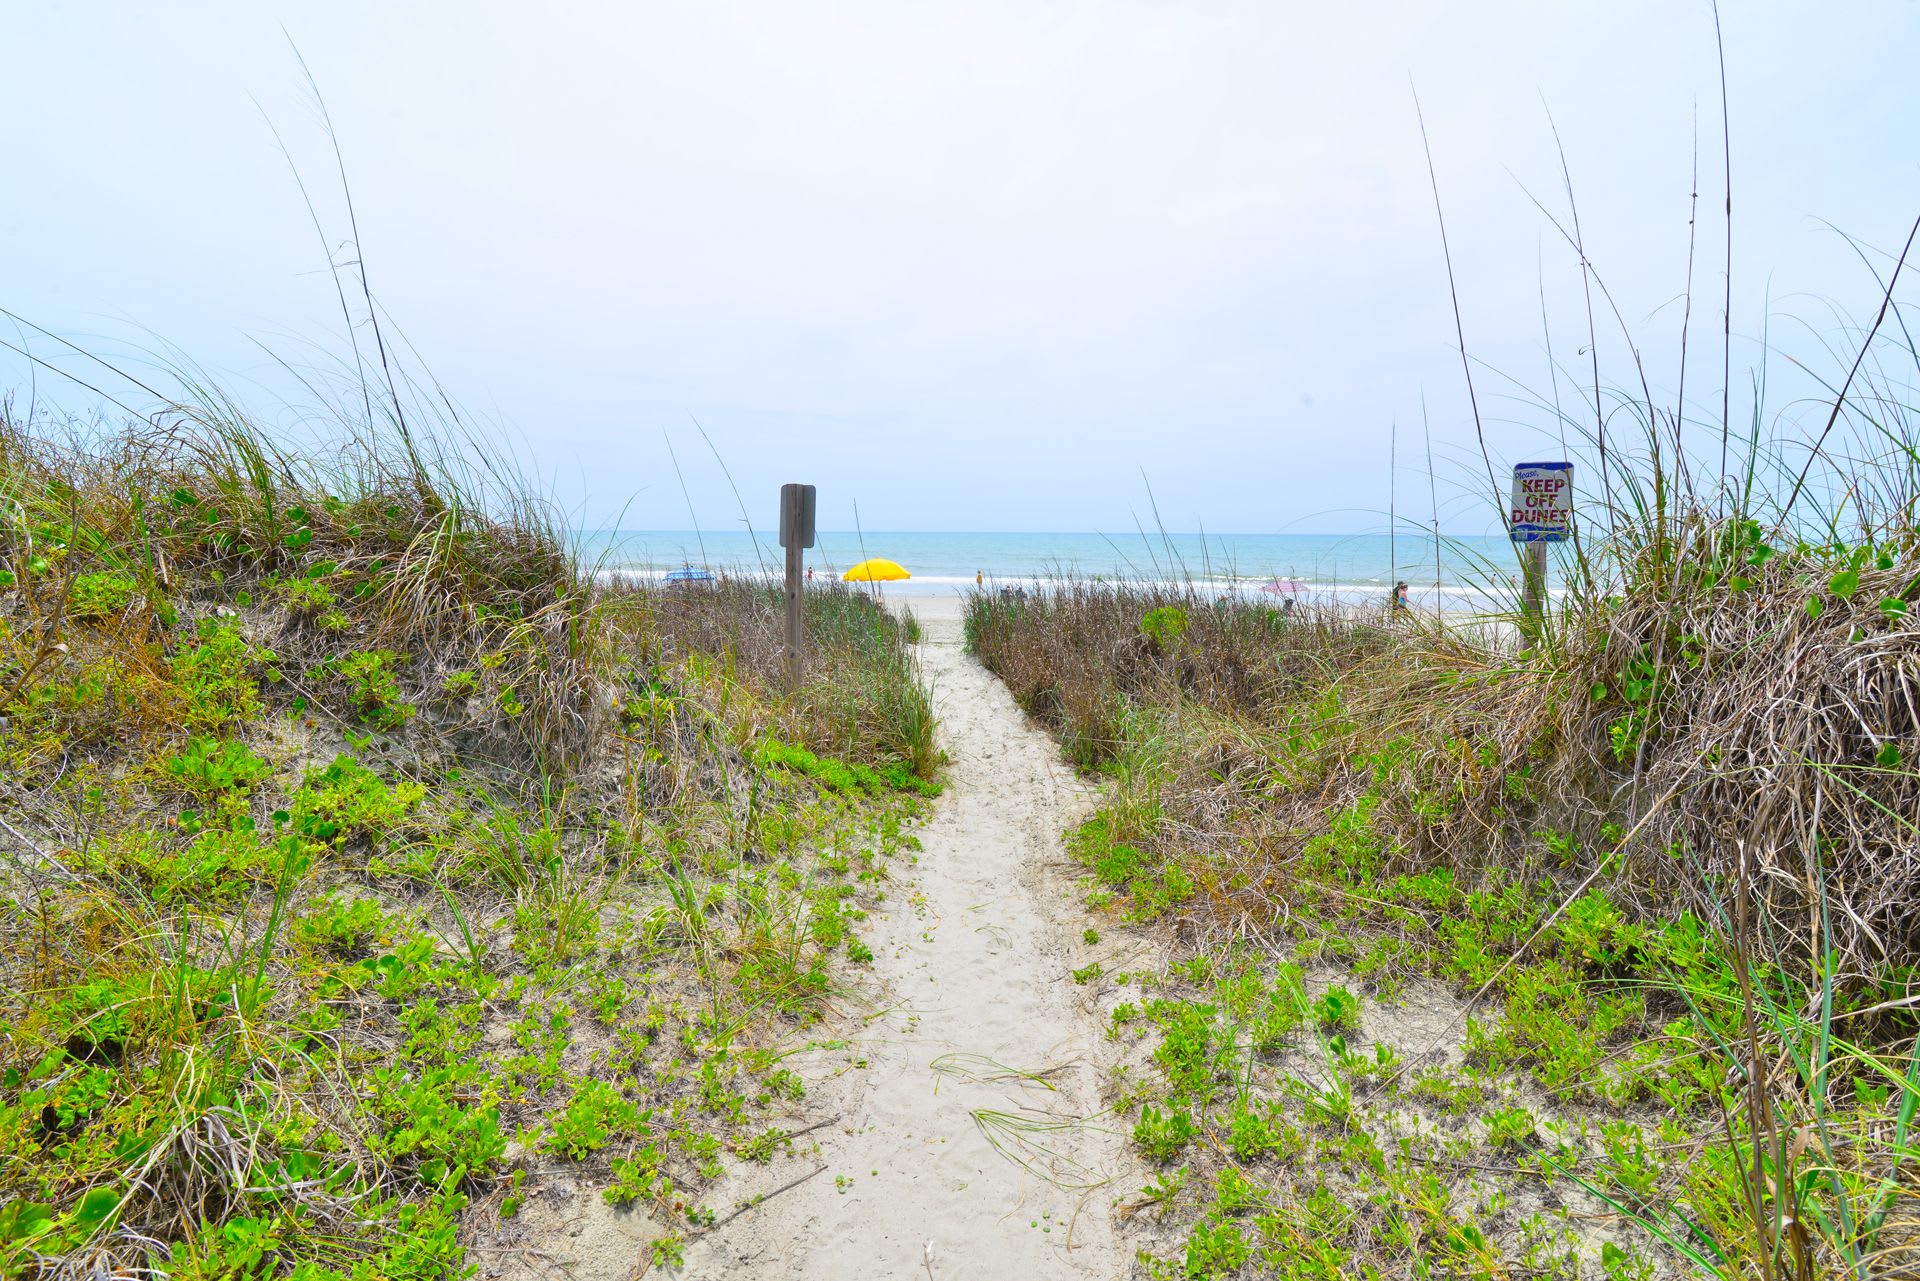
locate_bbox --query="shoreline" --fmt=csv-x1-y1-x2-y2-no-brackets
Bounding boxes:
595,567,1551,620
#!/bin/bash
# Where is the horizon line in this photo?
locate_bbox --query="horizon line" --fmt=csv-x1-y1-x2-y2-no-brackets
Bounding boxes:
575,527,1503,539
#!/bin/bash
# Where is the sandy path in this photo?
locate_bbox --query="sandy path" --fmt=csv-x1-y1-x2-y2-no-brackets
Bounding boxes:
681,599,1125,1279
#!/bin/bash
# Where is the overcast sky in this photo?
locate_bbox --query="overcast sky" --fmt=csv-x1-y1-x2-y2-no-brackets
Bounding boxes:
5,2,1916,533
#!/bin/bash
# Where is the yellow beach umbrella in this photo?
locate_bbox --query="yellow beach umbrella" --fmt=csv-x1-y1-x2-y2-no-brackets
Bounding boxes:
842,557,911,583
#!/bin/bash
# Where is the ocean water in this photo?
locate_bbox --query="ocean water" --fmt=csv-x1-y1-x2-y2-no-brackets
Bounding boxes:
577,529,1552,611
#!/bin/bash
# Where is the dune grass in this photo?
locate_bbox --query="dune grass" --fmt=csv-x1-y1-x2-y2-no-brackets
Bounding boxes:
972,571,1919,1277
0,404,936,1277
963,202,1920,1281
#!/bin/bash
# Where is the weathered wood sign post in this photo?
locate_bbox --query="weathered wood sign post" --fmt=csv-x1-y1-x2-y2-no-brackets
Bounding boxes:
779,483,817,693
1508,461,1572,643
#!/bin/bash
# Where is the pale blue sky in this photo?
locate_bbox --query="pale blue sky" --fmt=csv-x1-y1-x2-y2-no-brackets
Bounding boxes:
4,2,1916,533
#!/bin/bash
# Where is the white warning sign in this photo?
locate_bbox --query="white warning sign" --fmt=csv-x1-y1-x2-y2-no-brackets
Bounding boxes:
1509,461,1573,543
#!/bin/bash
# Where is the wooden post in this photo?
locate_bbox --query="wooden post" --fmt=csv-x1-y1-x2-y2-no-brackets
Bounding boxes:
784,536,803,692
779,483,816,694
1519,539,1548,645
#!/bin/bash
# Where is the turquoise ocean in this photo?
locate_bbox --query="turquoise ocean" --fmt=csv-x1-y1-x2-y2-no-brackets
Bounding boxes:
577,530,1548,612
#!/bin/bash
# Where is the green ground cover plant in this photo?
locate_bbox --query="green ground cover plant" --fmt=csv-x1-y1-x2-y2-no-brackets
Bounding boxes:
0,406,937,1277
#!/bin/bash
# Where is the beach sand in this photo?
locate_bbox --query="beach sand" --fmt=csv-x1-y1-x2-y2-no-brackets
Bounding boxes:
676,595,1128,1278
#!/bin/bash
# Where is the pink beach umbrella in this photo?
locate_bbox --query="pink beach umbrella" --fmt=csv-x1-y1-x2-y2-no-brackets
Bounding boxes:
1259,579,1305,596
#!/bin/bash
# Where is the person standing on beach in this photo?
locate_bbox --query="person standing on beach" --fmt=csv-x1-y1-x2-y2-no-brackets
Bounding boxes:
976,569,983,586
1391,581,1410,616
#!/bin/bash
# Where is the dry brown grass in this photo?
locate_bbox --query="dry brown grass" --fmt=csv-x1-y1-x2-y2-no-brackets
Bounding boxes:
966,536,1920,980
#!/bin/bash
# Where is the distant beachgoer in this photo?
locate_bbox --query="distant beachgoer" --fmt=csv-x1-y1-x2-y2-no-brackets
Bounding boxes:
1391,581,1410,615
806,566,814,582
976,569,983,587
